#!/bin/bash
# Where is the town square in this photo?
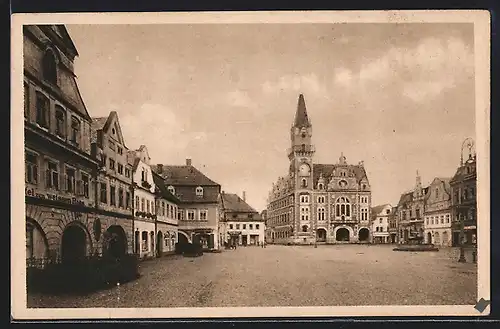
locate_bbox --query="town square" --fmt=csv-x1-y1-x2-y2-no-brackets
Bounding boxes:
17,16,483,313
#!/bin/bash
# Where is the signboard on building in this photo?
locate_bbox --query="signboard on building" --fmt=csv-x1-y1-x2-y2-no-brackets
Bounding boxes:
25,186,90,207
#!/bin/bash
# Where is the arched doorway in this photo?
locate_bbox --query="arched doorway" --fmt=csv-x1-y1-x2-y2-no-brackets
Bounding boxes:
61,224,87,263
26,219,49,260
150,231,155,255
157,231,163,257
178,232,189,245
427,232,432,244
336,228,350,242
317,228,327,242
358,228,369,242
442,231,449,246
302,225,308,233
104,225,127,259
434,232,441,245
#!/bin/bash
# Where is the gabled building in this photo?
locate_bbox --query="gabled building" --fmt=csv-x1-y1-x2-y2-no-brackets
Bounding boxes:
219,192,265,247
24,25,100,264
370,204,392,244
152,171,180,256
387,206,398,243
397,171,429,244
423,177,452,246
91,111,134,256
129,145,157,259
266,94,372,245
153,159,221,251
450,149,477,246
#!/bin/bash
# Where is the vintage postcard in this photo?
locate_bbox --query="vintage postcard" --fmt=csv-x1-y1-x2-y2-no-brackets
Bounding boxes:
11,10,490,319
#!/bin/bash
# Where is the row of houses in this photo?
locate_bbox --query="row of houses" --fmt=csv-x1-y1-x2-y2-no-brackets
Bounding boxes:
24,25,265,267
370,146,477,247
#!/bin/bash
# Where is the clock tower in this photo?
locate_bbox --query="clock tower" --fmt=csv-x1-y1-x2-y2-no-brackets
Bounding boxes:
288,94,315,190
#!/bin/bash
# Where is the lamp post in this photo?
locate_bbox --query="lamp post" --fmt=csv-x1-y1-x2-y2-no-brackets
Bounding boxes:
457,138,474,263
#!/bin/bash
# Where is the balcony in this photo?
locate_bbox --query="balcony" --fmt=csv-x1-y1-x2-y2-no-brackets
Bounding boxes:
287,145,316,155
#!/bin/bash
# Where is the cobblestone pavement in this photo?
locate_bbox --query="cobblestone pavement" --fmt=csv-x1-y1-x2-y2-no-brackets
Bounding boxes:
28,245,477,308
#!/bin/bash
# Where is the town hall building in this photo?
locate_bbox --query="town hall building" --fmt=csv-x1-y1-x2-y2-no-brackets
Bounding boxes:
266,94,372,245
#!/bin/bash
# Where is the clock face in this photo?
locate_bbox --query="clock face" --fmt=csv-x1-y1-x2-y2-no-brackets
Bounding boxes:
299,163,311,176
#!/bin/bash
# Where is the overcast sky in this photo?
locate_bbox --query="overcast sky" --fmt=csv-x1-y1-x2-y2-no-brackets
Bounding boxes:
66,23,475,212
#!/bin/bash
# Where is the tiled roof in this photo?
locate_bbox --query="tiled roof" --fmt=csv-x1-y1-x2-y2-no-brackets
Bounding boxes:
90,116,108,144
313,163,368,186
152,171,180,204
371,204,391,218
221,193,259,214
152,164,219,186
294,94,311,128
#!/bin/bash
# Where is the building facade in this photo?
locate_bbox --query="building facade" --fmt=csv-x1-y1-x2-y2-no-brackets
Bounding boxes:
370,204,392,244
90,111,134,257
24,25,102,265
450,148,477,246
152,171,179,255
130,145,157,259
219,192,265,246
266,94,372,245
423,177,452,246
153,159,221,251
397,172,428,244
387,206,398,243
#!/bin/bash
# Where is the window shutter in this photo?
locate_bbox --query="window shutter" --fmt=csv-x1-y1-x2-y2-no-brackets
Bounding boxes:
33,165,38,184
45,169,51,188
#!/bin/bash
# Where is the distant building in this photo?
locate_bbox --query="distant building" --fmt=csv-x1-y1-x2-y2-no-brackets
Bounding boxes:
370,204,392,244
450,150,477,246
129,145,157,259
423,177,452,246
152,171,179,255
266,94,372,245
153,159,221,250
397,172,428,244
387,206,398,243
91,111,134,257
219,192,265,246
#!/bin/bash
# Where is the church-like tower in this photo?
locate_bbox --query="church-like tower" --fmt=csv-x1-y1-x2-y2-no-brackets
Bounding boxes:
288,94,315,190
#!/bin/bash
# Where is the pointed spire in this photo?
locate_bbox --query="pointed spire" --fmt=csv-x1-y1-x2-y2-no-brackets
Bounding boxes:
293,94,311,128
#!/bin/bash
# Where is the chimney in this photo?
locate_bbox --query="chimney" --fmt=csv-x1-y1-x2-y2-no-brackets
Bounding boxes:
242,191,246,202
186,158,192,166
157,163,163,174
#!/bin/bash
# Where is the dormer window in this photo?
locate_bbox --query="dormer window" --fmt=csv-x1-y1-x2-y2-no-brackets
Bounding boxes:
318,183,324,190
42,49,57,85
167,185,175,195
196,186,204,197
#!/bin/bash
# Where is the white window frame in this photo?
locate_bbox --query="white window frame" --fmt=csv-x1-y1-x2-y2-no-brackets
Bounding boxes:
196,186,204,196
199,209,208,221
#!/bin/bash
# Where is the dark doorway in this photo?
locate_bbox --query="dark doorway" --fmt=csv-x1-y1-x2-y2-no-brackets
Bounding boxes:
317,229,327,242
150,231,154,254
157,231,163,257
134,230,140,254
178,232,189,245
391,234,396,243
242,235,248,246
61,225,87,263
104,225,127,258
427,232,432,244
336,228,350,242
359,228,369,242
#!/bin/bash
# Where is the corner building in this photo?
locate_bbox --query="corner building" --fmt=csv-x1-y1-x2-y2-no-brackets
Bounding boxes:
266,94,372,245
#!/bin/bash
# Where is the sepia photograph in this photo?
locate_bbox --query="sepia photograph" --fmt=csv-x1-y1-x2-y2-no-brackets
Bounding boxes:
11,10,490,319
